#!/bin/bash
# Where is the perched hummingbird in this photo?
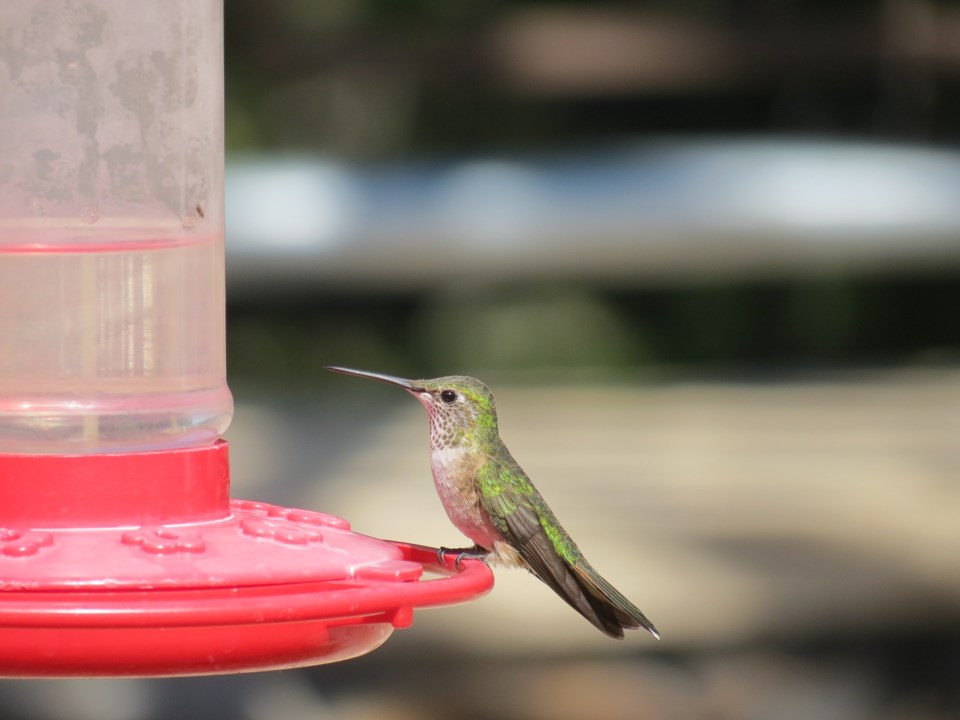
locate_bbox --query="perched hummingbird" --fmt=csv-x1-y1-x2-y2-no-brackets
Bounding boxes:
327,366,659,640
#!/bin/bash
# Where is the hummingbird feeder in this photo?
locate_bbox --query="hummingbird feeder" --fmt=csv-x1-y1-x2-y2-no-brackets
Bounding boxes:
0,0,491,677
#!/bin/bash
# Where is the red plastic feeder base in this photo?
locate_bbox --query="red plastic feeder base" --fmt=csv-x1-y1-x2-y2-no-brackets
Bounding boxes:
0,441,493,677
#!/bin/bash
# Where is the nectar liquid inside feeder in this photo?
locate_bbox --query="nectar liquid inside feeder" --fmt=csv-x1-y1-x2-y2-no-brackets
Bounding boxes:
0,0,491,677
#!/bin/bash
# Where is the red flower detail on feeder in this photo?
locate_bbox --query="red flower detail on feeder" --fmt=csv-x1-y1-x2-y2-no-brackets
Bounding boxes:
239,517,324,546
0,528,54,557
233,499,350,530
121,528,206,555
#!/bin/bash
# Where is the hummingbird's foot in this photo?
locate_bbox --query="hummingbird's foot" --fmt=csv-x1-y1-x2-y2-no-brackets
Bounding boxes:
437,544,489,570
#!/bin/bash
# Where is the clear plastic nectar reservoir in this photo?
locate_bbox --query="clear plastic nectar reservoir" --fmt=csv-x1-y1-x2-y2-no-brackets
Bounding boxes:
0,1,232,452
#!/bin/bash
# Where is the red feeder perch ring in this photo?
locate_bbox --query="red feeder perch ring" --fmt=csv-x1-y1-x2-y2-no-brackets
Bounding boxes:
0,441,494,677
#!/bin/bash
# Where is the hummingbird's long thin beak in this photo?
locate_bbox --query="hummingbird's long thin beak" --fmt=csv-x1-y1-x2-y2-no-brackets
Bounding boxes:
325,366,422,392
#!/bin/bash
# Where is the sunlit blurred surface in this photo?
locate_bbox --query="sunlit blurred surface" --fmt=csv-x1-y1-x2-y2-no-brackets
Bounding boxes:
226,368,960,719
229,370,960,653
226,141,960,291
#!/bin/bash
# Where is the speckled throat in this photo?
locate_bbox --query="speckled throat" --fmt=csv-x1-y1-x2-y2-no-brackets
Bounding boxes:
426,402,470,452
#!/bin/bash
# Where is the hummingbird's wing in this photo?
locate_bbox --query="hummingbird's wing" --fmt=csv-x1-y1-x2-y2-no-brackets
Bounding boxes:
478,452,658,639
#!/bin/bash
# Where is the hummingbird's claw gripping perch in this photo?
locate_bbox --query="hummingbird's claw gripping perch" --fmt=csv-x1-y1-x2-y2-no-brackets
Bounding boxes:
437,545,489,570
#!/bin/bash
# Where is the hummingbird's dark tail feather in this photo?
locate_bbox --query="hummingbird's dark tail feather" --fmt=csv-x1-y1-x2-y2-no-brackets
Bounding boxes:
568,561,660,640
525,549,659,639
483,452,658,639
499,501,659,639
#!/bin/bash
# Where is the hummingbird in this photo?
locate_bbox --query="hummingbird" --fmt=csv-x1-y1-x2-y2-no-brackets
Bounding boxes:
326,366,659,640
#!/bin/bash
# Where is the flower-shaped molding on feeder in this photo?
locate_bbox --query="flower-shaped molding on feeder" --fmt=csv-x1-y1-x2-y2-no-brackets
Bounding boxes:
0,441,493,677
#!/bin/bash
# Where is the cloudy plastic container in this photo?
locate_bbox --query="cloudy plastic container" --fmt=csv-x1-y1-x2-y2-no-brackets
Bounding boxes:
0,0,232,453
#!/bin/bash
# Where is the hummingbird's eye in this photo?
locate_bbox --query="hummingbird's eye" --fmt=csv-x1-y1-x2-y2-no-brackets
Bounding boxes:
440,390,457,404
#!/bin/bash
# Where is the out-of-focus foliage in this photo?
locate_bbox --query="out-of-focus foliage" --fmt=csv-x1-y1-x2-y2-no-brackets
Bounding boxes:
227,273,960,387
226,0,960,158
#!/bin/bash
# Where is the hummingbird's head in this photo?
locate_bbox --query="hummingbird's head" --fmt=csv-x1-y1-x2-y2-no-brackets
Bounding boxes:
326,367,498,450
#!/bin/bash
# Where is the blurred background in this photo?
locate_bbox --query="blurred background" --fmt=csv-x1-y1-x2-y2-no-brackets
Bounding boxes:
6,0,960,718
